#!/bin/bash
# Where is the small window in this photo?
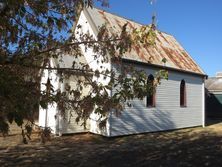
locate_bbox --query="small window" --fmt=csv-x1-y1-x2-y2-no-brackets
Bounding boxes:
180,79,187,107
147,74,155,107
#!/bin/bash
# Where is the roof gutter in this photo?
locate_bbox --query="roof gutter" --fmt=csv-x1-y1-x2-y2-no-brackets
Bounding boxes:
207,90,222,93
121,58,208,79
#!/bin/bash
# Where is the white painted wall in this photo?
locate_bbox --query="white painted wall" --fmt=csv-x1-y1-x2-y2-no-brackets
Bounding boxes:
58,76,90,134
109,63,204,136
39,59,59,133
74,10,112,136
202,82,205,127
76,10,111,85
39,54,91,134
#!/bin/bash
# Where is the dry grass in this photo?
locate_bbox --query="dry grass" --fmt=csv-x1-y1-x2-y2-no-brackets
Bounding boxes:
1,120,222,167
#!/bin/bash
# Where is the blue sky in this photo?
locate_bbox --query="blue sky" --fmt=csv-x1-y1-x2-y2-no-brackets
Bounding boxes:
96,0,222,77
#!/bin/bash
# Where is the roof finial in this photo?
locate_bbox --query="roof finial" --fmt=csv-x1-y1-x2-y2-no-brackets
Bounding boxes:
150,0,157,30
151,12,156,30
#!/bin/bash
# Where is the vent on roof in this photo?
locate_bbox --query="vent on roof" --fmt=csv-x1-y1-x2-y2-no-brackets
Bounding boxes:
216,72,222,78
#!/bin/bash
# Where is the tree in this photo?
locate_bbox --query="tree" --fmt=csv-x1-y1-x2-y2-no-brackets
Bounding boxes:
0,0,167,141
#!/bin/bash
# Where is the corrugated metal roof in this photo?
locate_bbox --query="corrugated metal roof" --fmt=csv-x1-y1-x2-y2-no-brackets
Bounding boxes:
205,73,222,91
85,8,205,75
205,78,222,92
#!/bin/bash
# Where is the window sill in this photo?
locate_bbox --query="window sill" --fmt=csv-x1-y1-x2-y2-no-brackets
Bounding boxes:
147,106,156,108
180,106,187,108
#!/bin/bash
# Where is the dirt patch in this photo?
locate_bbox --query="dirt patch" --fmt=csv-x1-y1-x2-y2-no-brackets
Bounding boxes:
1,122,222,167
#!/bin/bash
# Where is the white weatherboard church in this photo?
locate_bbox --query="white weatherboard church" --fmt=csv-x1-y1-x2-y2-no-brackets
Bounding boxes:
39,7,207,137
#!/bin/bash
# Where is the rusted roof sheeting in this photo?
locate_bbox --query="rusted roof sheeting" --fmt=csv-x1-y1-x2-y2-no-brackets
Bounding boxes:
86,8,205,75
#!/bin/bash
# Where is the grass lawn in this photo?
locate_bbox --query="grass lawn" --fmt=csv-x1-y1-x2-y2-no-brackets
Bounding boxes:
1,120,222,167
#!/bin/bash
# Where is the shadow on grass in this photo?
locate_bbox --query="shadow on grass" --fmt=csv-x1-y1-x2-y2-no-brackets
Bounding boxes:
1,125,222,167
205,117,222,126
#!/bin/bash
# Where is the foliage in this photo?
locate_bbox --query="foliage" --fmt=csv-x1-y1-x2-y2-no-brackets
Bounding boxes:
0,0,167,142
0,64,39,135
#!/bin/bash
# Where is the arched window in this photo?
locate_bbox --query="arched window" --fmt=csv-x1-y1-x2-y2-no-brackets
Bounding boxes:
180,79,187,107
147,74,155,107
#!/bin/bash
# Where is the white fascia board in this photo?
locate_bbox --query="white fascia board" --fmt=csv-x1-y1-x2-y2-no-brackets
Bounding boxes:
202,82,205,127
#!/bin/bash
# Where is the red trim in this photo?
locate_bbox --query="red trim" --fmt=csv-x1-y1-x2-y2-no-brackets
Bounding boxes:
180,80,187,107
147,75,156,107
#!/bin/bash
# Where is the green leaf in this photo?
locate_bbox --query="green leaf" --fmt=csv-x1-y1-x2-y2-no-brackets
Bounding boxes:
40,100,48,109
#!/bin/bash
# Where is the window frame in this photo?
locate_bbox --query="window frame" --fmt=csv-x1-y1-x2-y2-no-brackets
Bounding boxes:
180,79,187,107
146,74,156,108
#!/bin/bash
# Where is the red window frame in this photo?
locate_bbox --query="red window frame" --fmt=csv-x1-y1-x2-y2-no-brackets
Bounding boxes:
147,74,155,107
180,79,187,107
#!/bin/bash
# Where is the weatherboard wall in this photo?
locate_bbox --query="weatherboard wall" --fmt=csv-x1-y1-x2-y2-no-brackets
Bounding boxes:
39,54,91,135
109,63,204,136
56,75,90,135
39,9,112,136
74,10,111,136
39,59,59,133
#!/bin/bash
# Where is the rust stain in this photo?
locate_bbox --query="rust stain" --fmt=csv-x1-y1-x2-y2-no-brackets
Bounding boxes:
98,11,110,24
161,46,183,69
181,51,201,73
114,18,123,30
95,8,204,74
159,32,171,45
156,35,161,43
128,21,136,30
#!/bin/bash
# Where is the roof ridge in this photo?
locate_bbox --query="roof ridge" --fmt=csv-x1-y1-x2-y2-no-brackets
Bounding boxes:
93,7,175,37
93,7,146,26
